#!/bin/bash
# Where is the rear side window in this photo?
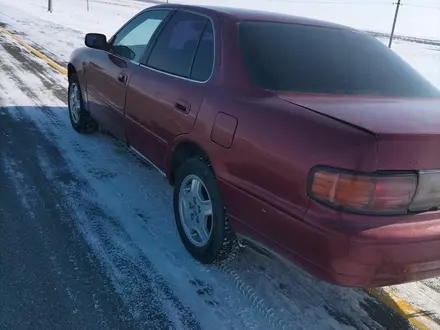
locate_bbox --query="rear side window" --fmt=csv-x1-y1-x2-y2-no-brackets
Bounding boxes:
238,21,440,97
147,11,209,78
190,22,214,81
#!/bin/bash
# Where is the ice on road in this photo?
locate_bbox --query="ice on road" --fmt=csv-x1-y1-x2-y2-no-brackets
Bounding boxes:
0,19,417,330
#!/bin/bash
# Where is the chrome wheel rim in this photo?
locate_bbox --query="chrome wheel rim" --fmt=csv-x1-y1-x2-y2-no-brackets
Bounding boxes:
179,174,213,247
69,82,81,124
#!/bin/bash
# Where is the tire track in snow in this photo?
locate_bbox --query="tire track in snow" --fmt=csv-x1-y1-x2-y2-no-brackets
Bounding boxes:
0,30,418,330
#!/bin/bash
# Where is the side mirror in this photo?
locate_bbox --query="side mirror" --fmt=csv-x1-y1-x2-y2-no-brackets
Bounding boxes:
85,33,108,50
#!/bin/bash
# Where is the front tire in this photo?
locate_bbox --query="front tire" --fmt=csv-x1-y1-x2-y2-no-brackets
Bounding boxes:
68,74,97,133
173,158,237,264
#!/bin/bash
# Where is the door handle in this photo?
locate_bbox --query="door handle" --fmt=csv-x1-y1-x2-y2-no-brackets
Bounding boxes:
174,100,190,113
118,72,128,84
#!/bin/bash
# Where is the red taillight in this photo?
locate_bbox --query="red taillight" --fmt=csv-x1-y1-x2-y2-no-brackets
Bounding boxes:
308,167,417,215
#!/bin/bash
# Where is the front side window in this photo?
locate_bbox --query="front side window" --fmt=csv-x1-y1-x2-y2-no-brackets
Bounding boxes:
238,21,440,97
110,10,169,62
146,11,209,78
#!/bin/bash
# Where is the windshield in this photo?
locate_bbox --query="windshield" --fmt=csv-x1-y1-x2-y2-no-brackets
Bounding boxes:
238,21,440,97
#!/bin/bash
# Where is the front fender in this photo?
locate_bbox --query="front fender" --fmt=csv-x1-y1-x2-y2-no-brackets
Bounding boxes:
68,46,91,108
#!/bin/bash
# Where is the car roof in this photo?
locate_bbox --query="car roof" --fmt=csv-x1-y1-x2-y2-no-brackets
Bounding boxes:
152,4,351,30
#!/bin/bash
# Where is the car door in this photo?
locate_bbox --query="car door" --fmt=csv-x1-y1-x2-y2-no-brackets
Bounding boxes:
86,9,171,141
124,10,215,170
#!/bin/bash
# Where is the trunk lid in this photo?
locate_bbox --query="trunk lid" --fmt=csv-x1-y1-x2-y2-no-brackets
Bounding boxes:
277,92,440,170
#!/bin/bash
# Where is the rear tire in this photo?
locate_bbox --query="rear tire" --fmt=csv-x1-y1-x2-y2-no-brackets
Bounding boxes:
68,73,97,133
173,158,237,264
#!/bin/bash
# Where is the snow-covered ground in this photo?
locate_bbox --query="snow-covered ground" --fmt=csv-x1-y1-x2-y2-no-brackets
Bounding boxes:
3,0,440,40
0,0,440,329
0,0,439,90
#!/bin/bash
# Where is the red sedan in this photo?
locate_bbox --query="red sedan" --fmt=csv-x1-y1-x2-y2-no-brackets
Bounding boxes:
67,4,440,287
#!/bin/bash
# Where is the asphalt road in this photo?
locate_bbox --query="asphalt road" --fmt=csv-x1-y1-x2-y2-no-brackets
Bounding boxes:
0,29,416,330
0,108,140,330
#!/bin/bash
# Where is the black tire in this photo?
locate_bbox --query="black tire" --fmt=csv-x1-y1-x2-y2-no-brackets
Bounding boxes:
68,73,97,133
173,157,237,264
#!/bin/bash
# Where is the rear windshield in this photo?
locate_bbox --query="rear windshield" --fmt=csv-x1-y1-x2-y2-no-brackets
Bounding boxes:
238,21,440,97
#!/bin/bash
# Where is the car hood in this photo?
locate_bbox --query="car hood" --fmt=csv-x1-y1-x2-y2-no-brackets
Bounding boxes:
276,92,440,170
276,92,440,135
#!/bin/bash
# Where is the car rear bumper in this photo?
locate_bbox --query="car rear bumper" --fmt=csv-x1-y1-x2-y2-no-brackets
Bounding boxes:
285,231,440,288
245,236,440,288
301,202,440,287
221,179,440,287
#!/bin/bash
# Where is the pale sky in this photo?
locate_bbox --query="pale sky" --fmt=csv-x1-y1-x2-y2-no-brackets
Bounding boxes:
180,0,440,40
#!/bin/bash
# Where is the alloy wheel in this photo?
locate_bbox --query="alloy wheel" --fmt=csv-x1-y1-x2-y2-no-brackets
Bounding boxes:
178,174,214,247
69,82,81,124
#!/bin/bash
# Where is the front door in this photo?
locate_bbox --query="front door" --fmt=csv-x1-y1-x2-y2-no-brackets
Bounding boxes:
124,10,216,170
86,9,171,141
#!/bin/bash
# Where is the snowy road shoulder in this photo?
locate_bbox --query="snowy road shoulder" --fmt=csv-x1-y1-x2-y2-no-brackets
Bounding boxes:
0,14,439,330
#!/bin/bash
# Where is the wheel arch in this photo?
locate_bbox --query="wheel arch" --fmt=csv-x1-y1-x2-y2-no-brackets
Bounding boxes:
167,139,213,186
67,59,90,112
67,63,77,81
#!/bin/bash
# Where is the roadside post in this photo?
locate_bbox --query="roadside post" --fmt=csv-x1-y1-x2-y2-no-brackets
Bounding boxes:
388,0,401,48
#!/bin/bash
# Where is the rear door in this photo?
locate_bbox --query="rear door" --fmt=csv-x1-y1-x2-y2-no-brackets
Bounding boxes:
124,10,215,169
86,9,170,140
